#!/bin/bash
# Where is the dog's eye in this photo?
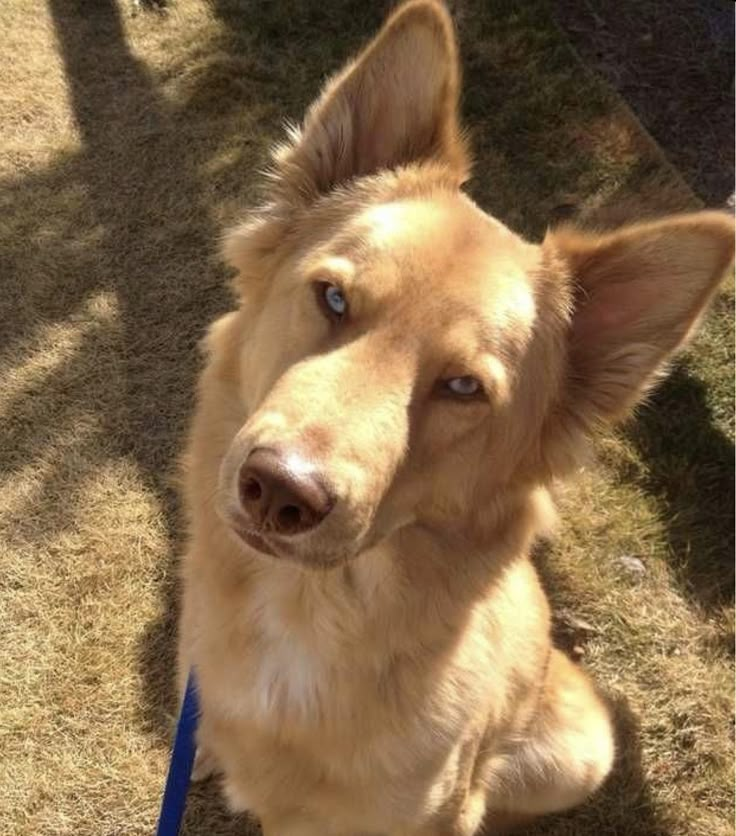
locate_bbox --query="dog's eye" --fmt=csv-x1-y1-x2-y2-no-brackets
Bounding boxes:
443,376,483,399
315,282,348,321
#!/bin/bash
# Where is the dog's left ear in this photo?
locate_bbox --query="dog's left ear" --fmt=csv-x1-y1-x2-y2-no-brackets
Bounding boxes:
272,0,468,201
546,211,734,426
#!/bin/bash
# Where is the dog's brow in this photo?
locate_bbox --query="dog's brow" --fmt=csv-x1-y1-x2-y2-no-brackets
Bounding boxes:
485,354,510,402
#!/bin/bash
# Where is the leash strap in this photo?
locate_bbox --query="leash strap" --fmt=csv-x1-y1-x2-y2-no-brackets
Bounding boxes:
155,670,199,836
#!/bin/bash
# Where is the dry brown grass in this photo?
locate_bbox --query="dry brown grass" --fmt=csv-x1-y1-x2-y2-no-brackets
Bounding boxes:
0,1,732,835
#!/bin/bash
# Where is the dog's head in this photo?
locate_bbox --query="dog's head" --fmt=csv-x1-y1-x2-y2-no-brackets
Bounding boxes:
215,0,734,566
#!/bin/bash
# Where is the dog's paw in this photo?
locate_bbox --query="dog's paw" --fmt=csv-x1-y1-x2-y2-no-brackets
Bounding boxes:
192,746,218,782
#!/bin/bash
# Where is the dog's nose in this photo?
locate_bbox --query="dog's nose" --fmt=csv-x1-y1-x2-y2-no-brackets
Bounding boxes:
238,448,334,535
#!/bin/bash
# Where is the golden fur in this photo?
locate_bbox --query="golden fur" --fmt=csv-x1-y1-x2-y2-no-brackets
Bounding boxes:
178,2,735,833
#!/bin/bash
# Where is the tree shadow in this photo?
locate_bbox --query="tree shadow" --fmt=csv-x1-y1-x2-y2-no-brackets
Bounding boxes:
42,0,232,742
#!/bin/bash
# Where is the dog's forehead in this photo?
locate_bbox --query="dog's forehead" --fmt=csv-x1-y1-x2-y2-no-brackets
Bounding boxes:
347,194,539,335
358,194,502,253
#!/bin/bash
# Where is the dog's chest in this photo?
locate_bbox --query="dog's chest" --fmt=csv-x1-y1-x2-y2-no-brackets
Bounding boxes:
201,580,362,731
202,617,460,830
194,571,498,830
248,611,334,722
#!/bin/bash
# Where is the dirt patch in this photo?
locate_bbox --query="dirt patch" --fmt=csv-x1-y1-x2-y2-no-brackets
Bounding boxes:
552,0,735,206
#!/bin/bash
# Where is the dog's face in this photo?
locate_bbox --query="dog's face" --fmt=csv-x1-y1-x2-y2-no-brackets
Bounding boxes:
219,189,556,564
215,1,734,566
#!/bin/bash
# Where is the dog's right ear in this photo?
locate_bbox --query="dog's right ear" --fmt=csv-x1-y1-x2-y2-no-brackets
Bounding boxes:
271,0,469,201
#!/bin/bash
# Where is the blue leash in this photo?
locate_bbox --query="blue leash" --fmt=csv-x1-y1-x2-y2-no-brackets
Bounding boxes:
155,670,199,836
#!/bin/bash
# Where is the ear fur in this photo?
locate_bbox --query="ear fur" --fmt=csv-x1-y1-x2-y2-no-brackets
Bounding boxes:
270,0,469,201
546,210,735,426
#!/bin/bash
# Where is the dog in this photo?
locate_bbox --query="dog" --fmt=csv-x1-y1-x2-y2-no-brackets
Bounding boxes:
177,2,735,833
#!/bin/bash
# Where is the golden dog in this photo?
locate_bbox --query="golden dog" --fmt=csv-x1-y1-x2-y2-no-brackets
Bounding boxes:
177,2,734,833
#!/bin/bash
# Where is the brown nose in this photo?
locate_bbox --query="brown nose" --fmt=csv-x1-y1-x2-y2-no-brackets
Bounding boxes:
238,448,334,535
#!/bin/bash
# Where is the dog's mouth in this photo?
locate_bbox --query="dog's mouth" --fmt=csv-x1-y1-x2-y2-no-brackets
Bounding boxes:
222,504,348,566
224,512,293,559
231,525,279,557
220,504,370,568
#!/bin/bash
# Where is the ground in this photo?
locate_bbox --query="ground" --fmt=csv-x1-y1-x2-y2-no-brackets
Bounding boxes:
552,0,734,207
0,2,732,835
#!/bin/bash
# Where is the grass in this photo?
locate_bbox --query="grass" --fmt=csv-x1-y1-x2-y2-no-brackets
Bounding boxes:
0,1,732,835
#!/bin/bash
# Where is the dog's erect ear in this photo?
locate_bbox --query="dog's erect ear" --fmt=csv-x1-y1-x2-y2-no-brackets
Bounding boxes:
546,211,734,425
272,0,468,200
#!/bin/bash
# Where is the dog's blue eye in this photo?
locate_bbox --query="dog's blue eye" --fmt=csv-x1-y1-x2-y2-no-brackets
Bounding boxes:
324,284,346,316
315,281,348,321
445,376,482,398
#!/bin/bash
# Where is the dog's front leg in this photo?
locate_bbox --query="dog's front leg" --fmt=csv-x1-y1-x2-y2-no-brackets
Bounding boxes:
191,743,218,782
390,788,488,836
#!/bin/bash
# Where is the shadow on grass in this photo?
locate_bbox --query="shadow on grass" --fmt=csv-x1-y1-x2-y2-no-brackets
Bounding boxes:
180,780,257,836
626,364,735,610
532,539,679,836
41,0,231,741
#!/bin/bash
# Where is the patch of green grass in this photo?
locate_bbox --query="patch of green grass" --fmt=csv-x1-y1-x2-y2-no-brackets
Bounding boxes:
0,1,731,835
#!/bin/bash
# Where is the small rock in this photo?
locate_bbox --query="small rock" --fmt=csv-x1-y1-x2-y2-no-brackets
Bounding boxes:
616,554,647,576
556,610,599,637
